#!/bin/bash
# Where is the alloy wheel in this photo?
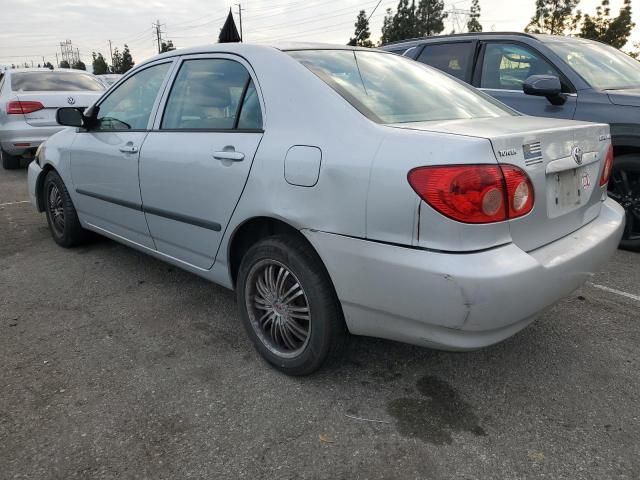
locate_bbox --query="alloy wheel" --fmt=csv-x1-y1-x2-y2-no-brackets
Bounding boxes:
47,183,65,235
244,259,312,358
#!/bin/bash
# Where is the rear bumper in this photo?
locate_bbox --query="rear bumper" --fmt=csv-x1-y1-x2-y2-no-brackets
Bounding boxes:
0,123,63,155
303,198,625,350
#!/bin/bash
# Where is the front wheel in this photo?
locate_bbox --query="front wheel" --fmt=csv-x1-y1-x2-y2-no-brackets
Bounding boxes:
43,170,90,248
236,235,345,375
608,155,640,251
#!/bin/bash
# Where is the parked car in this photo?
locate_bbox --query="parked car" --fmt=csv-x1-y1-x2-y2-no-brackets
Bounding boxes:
0,68,104,169
383,32,640,250
96,74,123,88
28,44,624,374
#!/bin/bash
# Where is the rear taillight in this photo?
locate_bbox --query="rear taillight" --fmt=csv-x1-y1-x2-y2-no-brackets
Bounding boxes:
7,100,45,115
407,164,534,224
600,144,614,187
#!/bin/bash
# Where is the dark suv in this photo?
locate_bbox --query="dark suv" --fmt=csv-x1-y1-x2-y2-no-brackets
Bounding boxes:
383,32,640,250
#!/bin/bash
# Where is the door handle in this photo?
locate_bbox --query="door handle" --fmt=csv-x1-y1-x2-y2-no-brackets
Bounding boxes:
119,144,138,154
213,150,244,162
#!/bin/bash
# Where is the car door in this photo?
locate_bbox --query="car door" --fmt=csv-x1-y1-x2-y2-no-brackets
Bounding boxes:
475,42,577,119
69,61,174,248
139,55,264,269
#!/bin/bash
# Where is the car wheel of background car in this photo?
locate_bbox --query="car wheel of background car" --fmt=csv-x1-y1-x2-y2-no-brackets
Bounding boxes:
236,235,346,375
608,155,640,251
43,170,89,248
1,149,21,170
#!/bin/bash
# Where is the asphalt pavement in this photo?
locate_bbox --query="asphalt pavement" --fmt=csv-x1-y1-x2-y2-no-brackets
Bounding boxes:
1,166,639,479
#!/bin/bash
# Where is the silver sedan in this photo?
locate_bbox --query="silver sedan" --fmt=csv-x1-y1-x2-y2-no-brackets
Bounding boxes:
0,68,104,169
28,44,624,374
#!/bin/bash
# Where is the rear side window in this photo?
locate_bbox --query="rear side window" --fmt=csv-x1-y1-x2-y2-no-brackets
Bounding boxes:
162,59,262,130
416,42,474,81
10,72,104,92
480,43,560,90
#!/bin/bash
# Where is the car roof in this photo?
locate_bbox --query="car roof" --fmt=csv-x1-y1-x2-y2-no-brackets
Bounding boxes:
5,68,94,74
382,32,601,49
135,42,384,68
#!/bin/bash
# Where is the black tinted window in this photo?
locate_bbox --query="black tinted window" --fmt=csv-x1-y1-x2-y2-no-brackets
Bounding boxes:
416,43,474,80
11,72,104,92
162,59,254,130
95,63,171,131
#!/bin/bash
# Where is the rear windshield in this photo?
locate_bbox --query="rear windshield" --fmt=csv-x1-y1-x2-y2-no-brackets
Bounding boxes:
11,72,105,92
288,50,513,124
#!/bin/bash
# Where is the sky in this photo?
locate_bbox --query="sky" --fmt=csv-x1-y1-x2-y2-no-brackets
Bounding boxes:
1,0,639,69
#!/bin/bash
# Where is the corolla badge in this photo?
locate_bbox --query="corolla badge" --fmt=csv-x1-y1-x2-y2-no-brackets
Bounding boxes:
572,146,584,165
67,97,76,105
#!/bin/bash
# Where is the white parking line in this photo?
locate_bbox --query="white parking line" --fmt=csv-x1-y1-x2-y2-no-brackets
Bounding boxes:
588,282,640,302
0,200,30,207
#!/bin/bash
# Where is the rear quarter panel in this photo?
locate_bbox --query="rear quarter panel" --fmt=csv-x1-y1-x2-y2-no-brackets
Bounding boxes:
368,126,511,251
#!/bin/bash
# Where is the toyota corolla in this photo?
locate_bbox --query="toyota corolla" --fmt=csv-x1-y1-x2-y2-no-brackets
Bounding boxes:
28,44,625,375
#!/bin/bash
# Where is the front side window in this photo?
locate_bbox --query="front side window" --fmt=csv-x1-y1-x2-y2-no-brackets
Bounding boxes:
547,40,640,90
10,72,104,92
289,50,512,124
94,62,171,131
162,59,261,130
417,42,474,80
480,43,560,91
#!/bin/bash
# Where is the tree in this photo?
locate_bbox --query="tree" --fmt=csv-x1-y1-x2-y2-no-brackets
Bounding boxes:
120,45,135,73
72,60,86,70
579,0,635,49
59,60,70,69
160,40,176,53
348,10,374,47
111,45,135,74
467,0,482,32
43,61,54,70
416,0,448,36
380,8,395,45
92,52,109,75
379,0,447,44
525,0,580,35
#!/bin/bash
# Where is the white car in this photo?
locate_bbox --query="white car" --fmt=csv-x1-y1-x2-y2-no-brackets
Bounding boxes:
28,44,624,374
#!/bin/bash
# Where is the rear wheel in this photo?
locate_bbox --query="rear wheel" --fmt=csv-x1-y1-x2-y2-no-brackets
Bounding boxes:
1,149,21,170
608,154,640,251
43,170,89,248
236,235,345,375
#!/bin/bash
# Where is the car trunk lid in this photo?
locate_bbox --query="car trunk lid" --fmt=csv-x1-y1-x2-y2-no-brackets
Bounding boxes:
15,91,101,127
388,116,610,252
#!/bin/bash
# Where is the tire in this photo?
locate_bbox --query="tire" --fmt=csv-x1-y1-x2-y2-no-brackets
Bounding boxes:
1,149,21,170
236,235,346,375
608,154,640,251
43,170,89,248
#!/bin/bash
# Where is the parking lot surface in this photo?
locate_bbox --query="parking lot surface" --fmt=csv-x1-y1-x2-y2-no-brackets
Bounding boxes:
1,167,639,479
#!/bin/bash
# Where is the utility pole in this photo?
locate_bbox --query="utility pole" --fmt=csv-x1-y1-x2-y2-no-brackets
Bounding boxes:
55,53,58,67
235,3,244,42
153,20,166,53
108,40,113,66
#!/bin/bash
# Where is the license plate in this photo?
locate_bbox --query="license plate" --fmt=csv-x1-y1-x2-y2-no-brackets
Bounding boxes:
547,166,591,218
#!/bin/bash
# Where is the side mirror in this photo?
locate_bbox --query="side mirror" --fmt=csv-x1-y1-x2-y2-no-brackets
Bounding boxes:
56,107,84,127
523,75,566,106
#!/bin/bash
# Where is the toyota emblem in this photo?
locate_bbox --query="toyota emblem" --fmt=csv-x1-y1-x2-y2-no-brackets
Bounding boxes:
67,97,76,105
572,146,584,165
